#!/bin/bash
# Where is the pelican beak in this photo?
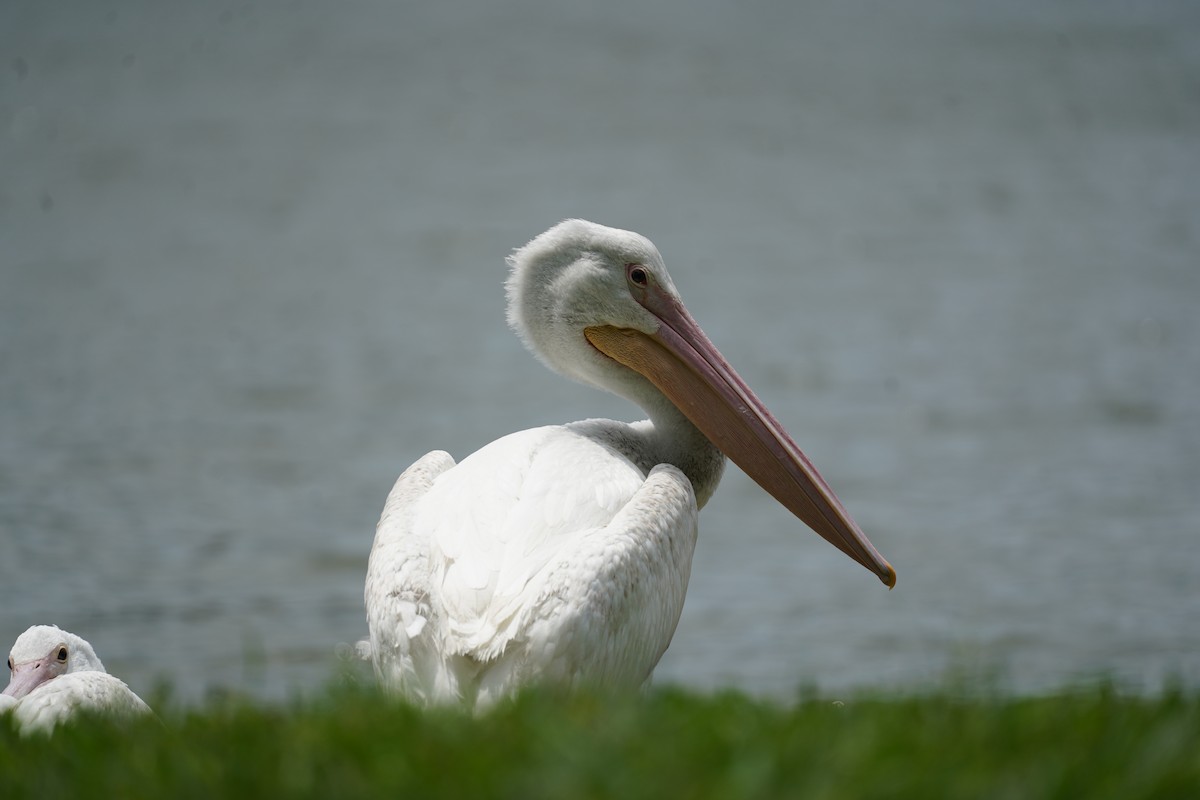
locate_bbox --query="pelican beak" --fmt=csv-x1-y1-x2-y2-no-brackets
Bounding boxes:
584,292,896,588
3,658,57,700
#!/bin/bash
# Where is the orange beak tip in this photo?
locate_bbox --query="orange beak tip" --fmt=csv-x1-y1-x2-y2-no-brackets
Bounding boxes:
883,564,897,589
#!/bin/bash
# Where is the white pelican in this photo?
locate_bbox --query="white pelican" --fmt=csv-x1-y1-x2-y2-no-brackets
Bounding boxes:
3,624,151,734
365,220,894,707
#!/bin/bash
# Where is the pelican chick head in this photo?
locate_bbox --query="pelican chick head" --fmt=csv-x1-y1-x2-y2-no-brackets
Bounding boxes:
3,625,106,700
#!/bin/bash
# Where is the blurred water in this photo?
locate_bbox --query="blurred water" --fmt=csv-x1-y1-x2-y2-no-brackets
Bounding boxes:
2,0,1198,702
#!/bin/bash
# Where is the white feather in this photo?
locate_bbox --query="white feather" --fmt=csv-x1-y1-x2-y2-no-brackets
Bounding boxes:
367,423,700,707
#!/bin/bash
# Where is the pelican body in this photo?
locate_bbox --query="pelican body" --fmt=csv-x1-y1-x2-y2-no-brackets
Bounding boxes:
365,220,894,707
3,624,151,734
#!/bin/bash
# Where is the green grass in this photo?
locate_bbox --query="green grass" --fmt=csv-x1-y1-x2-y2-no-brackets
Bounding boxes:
1,682,1196,799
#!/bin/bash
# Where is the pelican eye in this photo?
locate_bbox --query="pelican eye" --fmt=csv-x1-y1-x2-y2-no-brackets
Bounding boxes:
56,647,68,662
627,264,649,287
6,658,10,671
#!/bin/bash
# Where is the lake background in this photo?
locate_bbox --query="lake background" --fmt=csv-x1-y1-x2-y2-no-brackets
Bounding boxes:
2,0,1197,703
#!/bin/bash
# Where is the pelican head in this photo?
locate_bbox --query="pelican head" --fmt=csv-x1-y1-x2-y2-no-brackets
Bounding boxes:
506,219,677,401
506,220,896,587
3,625,106,700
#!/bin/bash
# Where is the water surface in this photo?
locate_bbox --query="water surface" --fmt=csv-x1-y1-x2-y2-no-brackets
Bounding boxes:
2,0,1197,701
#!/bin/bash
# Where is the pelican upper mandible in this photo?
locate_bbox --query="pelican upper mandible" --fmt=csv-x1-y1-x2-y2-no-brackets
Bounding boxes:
3,624,152,734
365,219,894,708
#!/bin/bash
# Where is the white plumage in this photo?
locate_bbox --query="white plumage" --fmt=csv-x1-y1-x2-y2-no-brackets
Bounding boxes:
365,220,894,708
2,624,151,734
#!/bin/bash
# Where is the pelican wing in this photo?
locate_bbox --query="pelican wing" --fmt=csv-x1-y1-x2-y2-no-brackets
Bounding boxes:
423,427,646,656
369,425,700,705
365,449,456,698
471,461,700,705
